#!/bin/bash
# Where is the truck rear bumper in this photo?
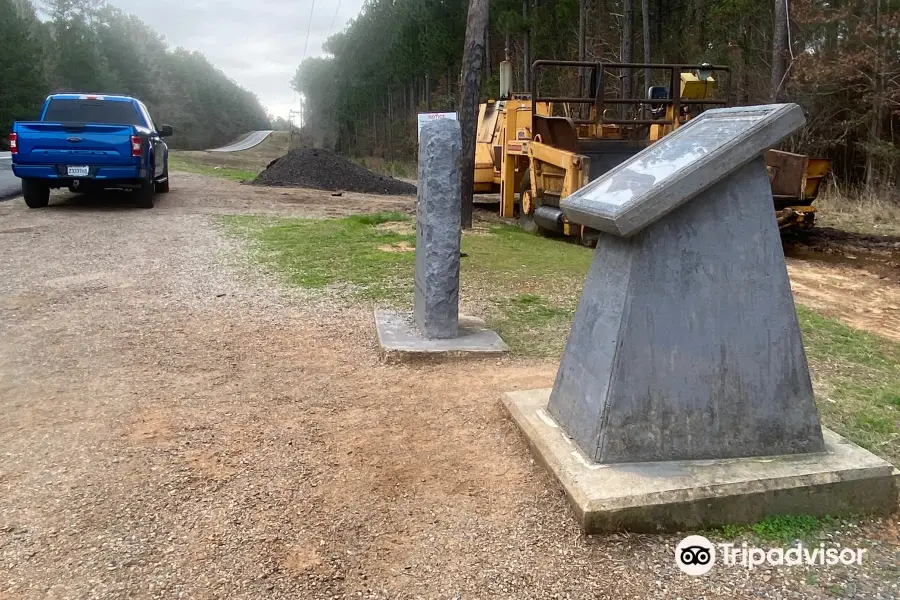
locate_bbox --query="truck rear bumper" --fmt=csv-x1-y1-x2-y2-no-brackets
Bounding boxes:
12,164,145,185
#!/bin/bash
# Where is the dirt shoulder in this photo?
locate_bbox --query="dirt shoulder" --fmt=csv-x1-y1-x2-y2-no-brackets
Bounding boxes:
787,259,900,344
0,173,897,599
125,171,414,217
783,227,900,343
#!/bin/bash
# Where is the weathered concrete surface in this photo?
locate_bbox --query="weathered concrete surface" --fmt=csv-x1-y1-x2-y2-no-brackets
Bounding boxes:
506,389,900,533
374,310,508,355
561,104,805,237
414,119,462,339
549,157,825,464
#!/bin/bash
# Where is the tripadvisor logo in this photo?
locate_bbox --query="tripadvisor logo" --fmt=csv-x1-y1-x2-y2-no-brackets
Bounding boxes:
675,535,867,576
676,536,716,576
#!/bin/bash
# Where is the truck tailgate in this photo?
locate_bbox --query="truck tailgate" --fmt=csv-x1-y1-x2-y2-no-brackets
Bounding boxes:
14,122,138,166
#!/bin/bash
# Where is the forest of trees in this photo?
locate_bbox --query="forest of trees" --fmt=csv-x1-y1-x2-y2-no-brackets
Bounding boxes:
0,0,271,150
293,0,900,188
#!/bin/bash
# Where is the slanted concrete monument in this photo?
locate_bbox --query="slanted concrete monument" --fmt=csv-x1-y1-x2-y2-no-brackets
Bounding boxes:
503,104,898,532
374,119,508,355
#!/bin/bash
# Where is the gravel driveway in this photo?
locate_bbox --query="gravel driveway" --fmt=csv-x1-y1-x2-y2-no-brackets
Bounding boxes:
0,175,897,599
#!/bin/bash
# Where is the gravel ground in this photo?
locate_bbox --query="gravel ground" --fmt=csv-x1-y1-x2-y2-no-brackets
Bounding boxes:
253,148,417,195
0,175,898,599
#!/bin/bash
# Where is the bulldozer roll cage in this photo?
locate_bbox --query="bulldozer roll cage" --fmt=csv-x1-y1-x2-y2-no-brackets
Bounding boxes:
529,60,732,126
471,57,827,240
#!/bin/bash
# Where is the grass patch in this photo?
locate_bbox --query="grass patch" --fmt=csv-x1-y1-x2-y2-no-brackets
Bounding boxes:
226,211,900,462
750,515,836,544
878,389,900,408
716,515,838,544
489,294,576,356
461,224,591,355
352,156,417,180
169,155,259,182
224,212,415,300
225,214,591,356
796,306,900,464
816,185,900,237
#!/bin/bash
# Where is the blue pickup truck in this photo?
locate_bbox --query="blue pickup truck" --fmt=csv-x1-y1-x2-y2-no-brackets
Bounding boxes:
10,94,173,209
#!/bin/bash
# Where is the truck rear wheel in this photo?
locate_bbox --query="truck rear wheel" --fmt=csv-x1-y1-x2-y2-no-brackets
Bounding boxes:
22,180,50,209
135,177,155,209
154,165,170,194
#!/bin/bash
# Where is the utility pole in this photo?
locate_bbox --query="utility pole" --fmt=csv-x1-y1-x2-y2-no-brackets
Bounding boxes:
771,0,788,102
458,0,489,230
288,109,301,147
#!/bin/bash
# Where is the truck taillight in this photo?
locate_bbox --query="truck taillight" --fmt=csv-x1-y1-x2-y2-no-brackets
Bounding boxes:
9,133,17,154
131,136,142,157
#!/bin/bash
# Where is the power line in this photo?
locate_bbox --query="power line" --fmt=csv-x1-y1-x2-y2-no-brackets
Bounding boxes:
302,0,317,59
330,0,343,34
293,0,318,131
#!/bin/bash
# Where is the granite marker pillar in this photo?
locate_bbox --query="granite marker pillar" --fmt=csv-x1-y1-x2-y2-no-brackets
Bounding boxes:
414,119,462,339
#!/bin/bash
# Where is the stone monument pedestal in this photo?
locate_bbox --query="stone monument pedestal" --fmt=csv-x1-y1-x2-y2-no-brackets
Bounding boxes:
504,389,899,533
374,310,508,355
503,104,898,531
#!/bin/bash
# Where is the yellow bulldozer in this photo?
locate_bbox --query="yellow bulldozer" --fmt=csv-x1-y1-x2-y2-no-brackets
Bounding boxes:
474,60,830,245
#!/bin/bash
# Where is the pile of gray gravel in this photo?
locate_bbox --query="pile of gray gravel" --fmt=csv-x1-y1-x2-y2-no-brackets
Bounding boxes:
252,148,417,195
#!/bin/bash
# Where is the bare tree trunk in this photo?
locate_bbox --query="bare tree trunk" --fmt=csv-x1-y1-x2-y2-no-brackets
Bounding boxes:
403,82,409,116
771,0,788,102
523,0,531,92
865,0,883,189
733,12,751,105
446,69,452,106
642,0,651,96
621,0,634,112
459,0,489,230
578,0,586,64
578,0,587,106
387,91,393,160
486,28,492,78
655,0,663,47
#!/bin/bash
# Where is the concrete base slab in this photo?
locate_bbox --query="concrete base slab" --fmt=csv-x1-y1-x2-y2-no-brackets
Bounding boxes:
375,309,508,355
503,389,900,533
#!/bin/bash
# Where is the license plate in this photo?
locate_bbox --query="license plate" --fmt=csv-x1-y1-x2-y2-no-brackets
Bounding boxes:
67,166,89,177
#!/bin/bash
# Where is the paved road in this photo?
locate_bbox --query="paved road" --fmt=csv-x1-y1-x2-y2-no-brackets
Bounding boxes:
0,152,19,201
207,130,274,152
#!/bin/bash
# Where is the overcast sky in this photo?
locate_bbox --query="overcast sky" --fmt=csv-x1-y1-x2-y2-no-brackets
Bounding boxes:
105,0,365,119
